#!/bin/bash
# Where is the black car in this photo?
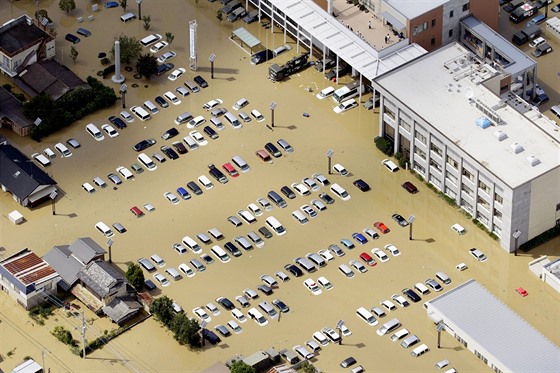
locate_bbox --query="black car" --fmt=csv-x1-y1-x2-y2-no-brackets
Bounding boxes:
108,115,127,129
203,126,219,139
161,127,179,140
281,185,296,199
257,284,273,295
319,192,335,205
243,9,259,24
133,138,156,152
325,64,349,81
353,179,370,192
259,226,273,239
202,329,221,345
156,63,174,76
187,181,203,195
76,28,91,37
216,297,236,310
160,145,179,160
194,75,208,88
65,33,80,44
172,141,188,154
272,299,290,313
340,357,357,369
221,1,241,15
144,279,157,291
155,96,169,108
283,264,303,277
208,164,228,184
224,241,242,257
250,49,274,65
264,142,282,158
402,288,422,303
314,57,335,72
391,213,409,227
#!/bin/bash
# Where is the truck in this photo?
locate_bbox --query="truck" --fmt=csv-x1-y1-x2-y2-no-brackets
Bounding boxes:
511,24,542,45
268,52,309,82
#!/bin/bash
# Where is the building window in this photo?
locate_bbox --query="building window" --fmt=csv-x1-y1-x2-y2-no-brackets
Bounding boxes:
494,208,502,220
414,147,426,160
430,143,442,157
495,193,503,205
462,169,474,182
478,180,491,195
432,19,436,27
461,199,473,212
462,184,473,197
446,172,457,185
399,118,411,132
449,29,453,38
430,159,442,172
415,131,426,145
557,203,560,211
385,107,396,120
492,225,502,237
414,162,425,174
429,175,441,188
445,187,456,199
477,196,490,210
463,3,470,12
431,37,436,46
450,10,454,18
446,155,458,169
476,212,489,226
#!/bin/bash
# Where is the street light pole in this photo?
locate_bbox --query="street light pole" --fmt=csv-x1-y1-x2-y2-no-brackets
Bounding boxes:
408,215,416,240
106,239,114,263
136,0,143,21
326,149,334,175
270,102,277,128
120,84,127,109
209,54,216,79
49,191,57,216
513,230,521,256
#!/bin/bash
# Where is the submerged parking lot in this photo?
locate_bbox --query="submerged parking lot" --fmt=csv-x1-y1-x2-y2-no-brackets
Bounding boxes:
0,1,559,372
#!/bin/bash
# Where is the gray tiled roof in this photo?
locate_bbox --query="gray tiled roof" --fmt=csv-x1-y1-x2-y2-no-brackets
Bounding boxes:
43,245,82,291
77,261,124,298
102,296,142,325
69,237,106,265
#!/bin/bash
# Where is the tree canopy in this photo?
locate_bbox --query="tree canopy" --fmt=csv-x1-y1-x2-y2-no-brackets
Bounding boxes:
230,360,256,373
136,54,158,80
111,35,142,65
59,0,76,14
125,263,144,291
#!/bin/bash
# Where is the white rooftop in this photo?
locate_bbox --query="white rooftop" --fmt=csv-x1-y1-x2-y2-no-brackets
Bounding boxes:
385,0,450,19
375,42,560,188
426,280,560,372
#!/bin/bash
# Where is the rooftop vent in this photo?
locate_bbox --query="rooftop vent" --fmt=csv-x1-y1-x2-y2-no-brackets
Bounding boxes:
494,130,507,141
526,155,540,167
510,143,524,154
476,117,491,129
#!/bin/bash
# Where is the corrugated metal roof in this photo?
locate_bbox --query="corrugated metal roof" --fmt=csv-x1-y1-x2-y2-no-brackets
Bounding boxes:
426,280,560,372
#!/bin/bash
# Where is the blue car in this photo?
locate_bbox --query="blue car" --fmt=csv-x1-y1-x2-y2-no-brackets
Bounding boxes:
340,238,355,250
177,187,191,200
352,232,368,245
104,1,119,8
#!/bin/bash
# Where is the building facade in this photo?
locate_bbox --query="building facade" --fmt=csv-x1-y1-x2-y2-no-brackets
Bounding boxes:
373,42,560,252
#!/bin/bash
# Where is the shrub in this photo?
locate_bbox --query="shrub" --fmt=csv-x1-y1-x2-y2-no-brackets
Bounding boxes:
374,137,393,156
52,326,77,346
28,305,53,325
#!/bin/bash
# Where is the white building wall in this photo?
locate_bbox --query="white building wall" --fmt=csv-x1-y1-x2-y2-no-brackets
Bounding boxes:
528,167,560,236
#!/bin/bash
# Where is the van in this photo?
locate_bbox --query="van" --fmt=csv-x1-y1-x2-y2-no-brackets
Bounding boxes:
332,81,365,103
150,254,165,267
330,183,351,201
436,360,449,369
81,182,95,194
306,253,326,268
198,175,213,189
31,153,51,167
338,264,354,278
208,228,224,241
239,111,251,122
414,282,430,295
190,258,206,272
356,307,377,325
93,177,108,188
258,301,277,319
400,335,420,349
143,100,159,114
184,81,199,93
55,143,71,157
532,43,552,58
131,106,151,121
182,236,201,253
137,153,157,171
138,258,156,272
294,257,316,273
86,123,104,141
390,328,410,342
281,350,300,364
527,13,546,27
95,222,114,237
292,210,309,224
210,117,224,130
211,245,230,263
238,210,256,224
267,191,287,208
183,136,199,151
232,155,250,172
350,366,364,373
293,345,314,360
247,231,264,247
224,111,242,129
234,236,253,251
436,271,451,285
265,216,286,236
165,267,181,281
43,148,56,159
120,12,136,22
277,138,294,153
550,105,560,119
451,223,466,235
140,33,162,47
175,112,193,125
410,344,430,357
376,318,401,336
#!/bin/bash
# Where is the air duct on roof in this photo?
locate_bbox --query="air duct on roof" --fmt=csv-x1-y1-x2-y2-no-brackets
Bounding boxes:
476,117,491,129
510,143,524,154
494,130,507,141
525,155,540,167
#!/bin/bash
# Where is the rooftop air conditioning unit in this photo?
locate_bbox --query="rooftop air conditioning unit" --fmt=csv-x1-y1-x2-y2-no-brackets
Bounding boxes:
510,143,524,154
494,130,507,141
525,156,540,167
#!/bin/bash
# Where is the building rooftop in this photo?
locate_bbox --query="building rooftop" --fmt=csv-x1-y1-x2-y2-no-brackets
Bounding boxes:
0,15,52,56
426,280,560,372
544,258,560,280
0,248,58,294
374,42,560,188
385,0,450,20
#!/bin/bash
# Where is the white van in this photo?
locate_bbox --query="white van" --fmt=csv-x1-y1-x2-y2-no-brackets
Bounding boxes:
436,271,451,285
550,105,560,119
330,183,351,201
210,245,230,263
198,175,213,189
210,117,224,130
232,155,250,172
224,111,242,129
356,307,378,326
43,148,56,159
451,223,466,235
376,318,401,336
390,328,410,342
55,143,72,157
140,33,162,47
414,282,430,295
292,210,309,224
265,216,286,236
131,106,151,121
95,222,114,237
183,136,199,151
165,267,181,281
120,12,136,22
137,153,157,171
86,123,104,141
93,177,108,188
182,236,201,253
31,153,51,167
208,228,224,241
338,264,354,278
400,335,420,349
82,182,95,194
143,100,159,114
410,344,430,357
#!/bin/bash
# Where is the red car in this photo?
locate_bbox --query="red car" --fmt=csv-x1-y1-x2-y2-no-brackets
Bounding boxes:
374,222,390,234
130,206,144,218
222,162,239,178
516,287,528,297
359,252,376,267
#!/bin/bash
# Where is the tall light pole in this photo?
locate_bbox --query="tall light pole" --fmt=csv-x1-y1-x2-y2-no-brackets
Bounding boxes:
270,102,277,128
200,320,207,347
209,54,216,79
136,0,143,20
408,215,416,240
513,230,521,256
49,191,57,215
326,149,334,175
120,84,127,109
106,238,114,263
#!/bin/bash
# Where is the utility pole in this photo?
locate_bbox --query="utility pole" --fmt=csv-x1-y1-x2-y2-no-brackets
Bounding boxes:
81,311,87,358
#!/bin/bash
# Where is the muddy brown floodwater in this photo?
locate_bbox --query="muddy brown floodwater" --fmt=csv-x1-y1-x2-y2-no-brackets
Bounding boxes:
0,1,558,372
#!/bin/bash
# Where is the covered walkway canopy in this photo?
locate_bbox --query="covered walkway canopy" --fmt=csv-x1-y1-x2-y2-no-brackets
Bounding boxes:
230,27,261,55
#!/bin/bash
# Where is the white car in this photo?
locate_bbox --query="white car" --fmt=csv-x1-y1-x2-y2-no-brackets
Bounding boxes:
163,91,181,105
391,294,409,308
332,163,349,176
116,166,133,179
316,86,335,100
153,273,170,287
150,41,168,53
168,67,186,81
206,302,221,316
178,263,195,277
313,331,329,346
384,244,401,256
333,98,358,113
189,130,208,146
120,110,134,123
164,192,179,204
321,327,341,343
455,263,468,271
372,248,389,263
381,158,399,172
176,87,190,97
203,99,223,110
340,324,352,337
302,177,320,192
312,173,330,186
157,51,176,63
380,299,397,312
469,248,488,262
227,320,243,334
291,182,310,196
243,288,259,299
233,98,249,110
311,199,326,211
317,276,333,290
363,228,379,240
247,307,268,326
231,308,247,323
317,249,334,262
247,203,263,216
251,109,265,122
187,115,206,129
257,198,273,211
304,279,322,295
101,124,119,138
300,204,317,218
193,307,211,322
350,260,367,273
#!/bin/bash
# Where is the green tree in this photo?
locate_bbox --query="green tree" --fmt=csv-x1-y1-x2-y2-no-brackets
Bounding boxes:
169,313,201,348
298,361,316,373
125,263,144,291
216,10,223,23
52,326,76,346
142,15,151,31
111,35,142,65
150,296,175,327
70,46,78,64
35,9,51,23
119,0,127,11
136,54,158,80
59,0,76,14
230,360,256,373
165,32,175,45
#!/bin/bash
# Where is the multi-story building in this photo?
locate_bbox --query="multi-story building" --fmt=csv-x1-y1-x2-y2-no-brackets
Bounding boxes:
373,42,559,252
